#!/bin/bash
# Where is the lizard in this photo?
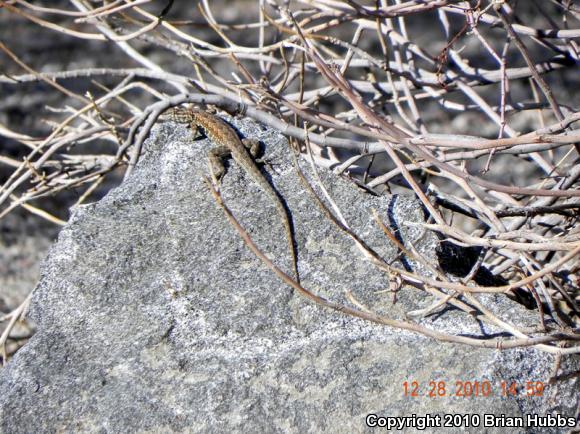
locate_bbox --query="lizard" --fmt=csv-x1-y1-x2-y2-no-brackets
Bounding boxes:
165,106,300,284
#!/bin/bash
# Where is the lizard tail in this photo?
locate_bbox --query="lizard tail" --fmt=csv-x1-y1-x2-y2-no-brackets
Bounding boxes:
287,220,300,286
277,201,300,286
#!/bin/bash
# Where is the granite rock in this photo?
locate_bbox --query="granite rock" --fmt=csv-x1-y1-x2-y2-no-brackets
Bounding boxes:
0,116,577,433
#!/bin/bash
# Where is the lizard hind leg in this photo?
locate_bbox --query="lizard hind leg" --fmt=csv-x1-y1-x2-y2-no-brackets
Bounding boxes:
242,138,277,172
241,138,262,160
208,145,231,181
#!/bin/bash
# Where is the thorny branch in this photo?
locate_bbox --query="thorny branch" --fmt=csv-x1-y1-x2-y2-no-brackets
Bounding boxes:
0,0,578,359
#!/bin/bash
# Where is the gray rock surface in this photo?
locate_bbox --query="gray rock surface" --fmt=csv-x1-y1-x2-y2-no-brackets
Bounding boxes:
0,116,577,433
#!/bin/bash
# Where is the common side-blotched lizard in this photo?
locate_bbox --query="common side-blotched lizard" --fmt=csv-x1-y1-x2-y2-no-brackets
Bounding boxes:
165,107,299,283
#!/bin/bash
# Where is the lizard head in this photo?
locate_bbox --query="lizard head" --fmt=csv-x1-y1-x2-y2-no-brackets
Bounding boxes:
161,106,194,124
